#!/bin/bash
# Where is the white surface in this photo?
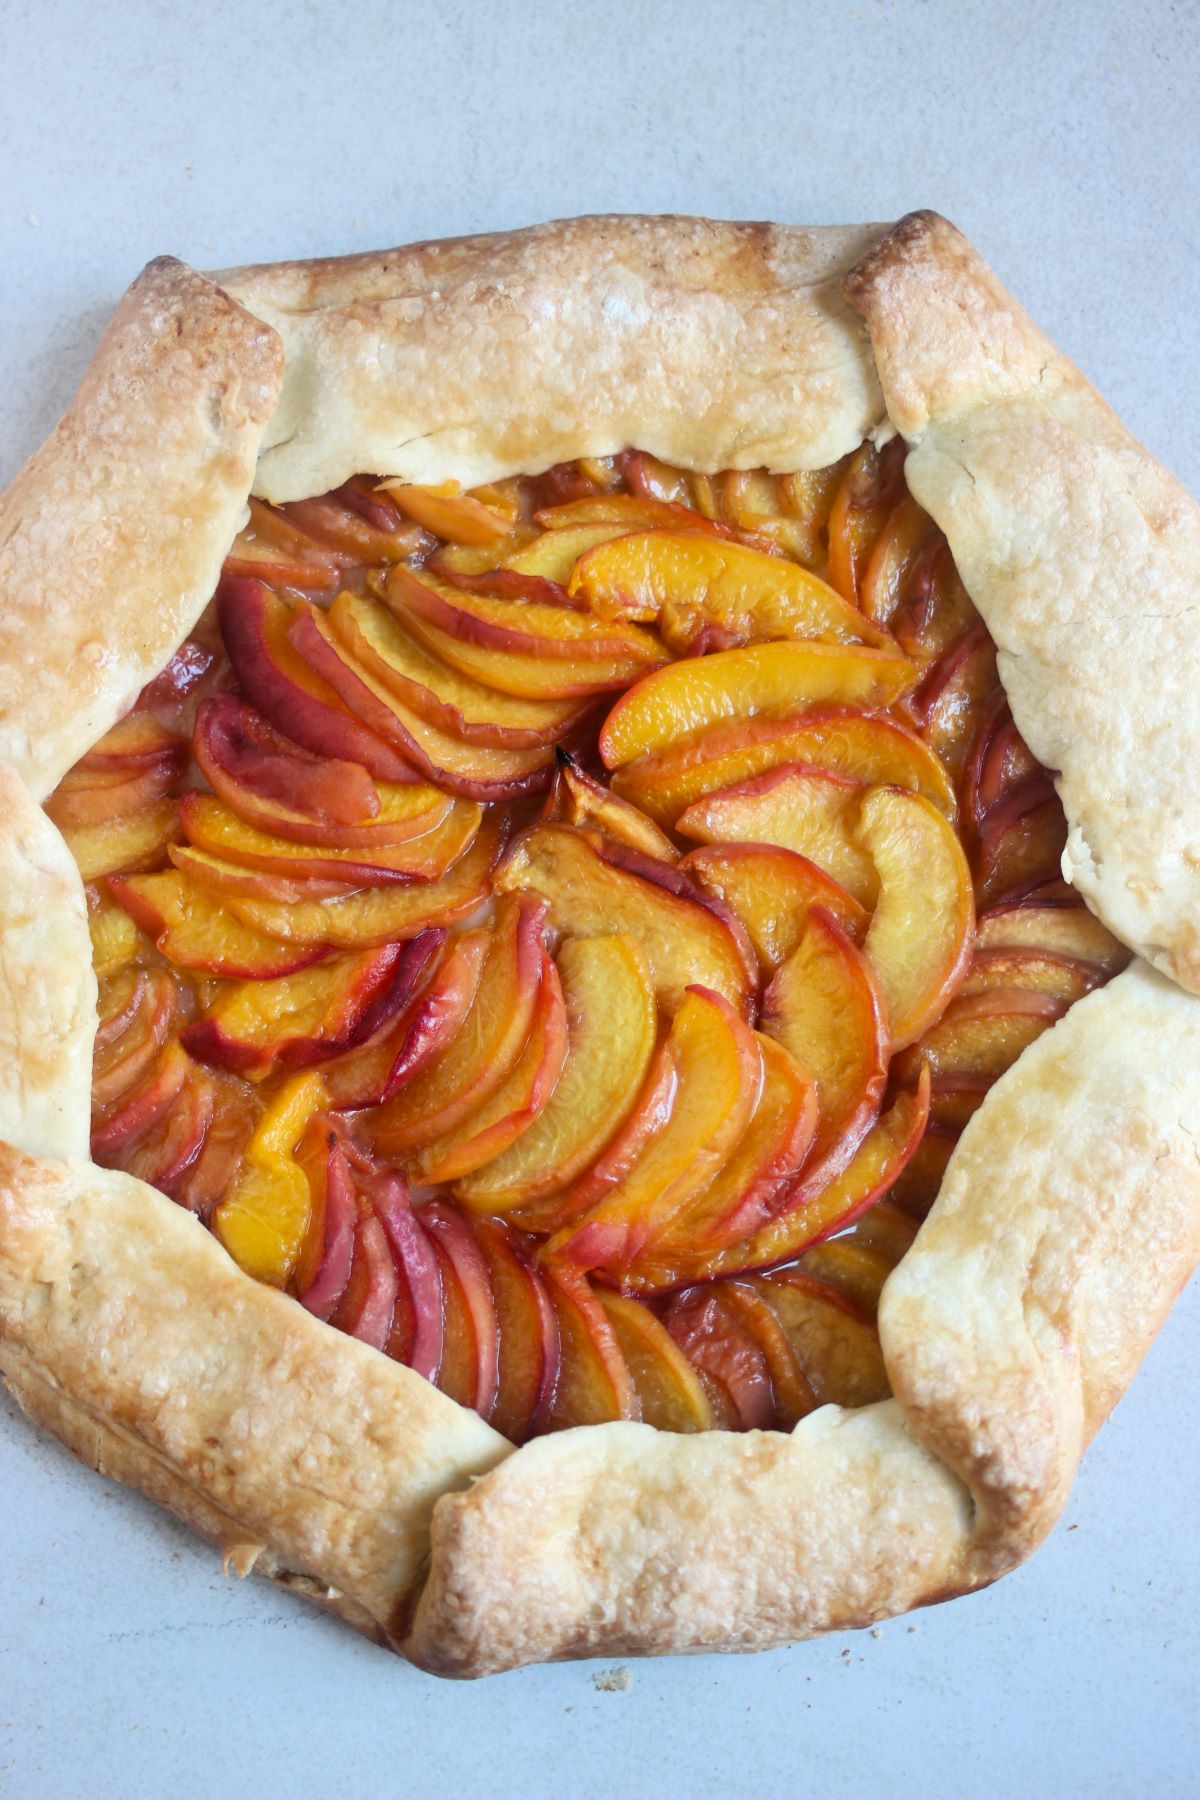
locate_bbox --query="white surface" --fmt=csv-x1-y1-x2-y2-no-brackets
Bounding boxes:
2,2,1198,1794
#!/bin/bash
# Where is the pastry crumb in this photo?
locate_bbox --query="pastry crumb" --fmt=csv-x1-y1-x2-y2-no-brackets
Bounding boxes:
871,1628,883,1639
592,1666,632,1693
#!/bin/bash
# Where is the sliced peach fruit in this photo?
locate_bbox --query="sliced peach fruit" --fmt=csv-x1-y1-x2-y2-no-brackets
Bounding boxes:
859,494,942,627
87,891,144,978
496,822,756,1015
717,1279,817,1428
598,640,914,769
544,1265,640,1428
541,987,764,1274
289,603,553,801
218,578,414,782
973,899,1131,975
501,521,630,584
455,933,657,1212
182,943,404,1078
110,869,330,979
570,531,891,655
421,1202,500,1422
960,947,1102,1006
749,1272,890,1407
327,591,588,748
222,814,505,948
213,1071,329,1286
593,1292,714,1433
546,751,679,863
179,791,482,888
61,797,180,884
378,480,513,545
825,438,907,606
412,951,569,1184
613,707,954,826
680,843,867,970
662,1287,775,1430
383,563,665,665
857,786,974,1050
678,764,879,908
321,929,485,1110
370,896,546,1155
472,1219,560,1443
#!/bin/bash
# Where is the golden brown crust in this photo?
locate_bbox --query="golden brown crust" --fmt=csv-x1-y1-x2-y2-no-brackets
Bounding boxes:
0,258,282,801
0,213,1198,1676
0,764,95,1160
217,215,886,501
845,212,1200,995
0,1145,510,1639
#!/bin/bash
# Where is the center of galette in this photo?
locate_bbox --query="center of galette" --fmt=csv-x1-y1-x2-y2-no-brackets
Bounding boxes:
59,447,1130,1442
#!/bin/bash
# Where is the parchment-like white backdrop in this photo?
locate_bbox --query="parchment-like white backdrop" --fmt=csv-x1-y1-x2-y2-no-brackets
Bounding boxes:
1,3,1197,1795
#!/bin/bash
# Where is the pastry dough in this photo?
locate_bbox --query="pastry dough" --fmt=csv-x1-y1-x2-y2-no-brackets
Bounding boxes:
0,212,1198,1675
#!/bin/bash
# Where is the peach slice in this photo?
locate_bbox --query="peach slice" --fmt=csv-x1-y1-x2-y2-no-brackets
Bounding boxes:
678,764,879,908
614,707,955,826
638,1036,818,1272
383,563,666,665
859,494,942,627
183,943,404,1078
455,933,657,1212
388,576,660,701
749,1272,890,1407
119,1057,221,1195
78,713,184,771
62,798,180,884
857,786,974,1050
974,899,1132,975
662,1287,776,1430
421,1203,500,1422
327,591,588,749
541,987,764,1274
412,951,569,1184
960,946,1102,1006
501,521,630,585
885,1129,956,1221
46,755,183,832
368,1176,444,1383
570,531,891,654
294,1128,359,1320
226,495,356,585
171,1075,261,1222
280,480,428,566
910,623,998,787
599,640,914,770
91,1039,191,1161
370,895,546,1155
680,843,867,970
92,969,181,1112
844,1197,919,1266
213,1071,329,1286
218,578,415,782
594,1292,714,1433
221,815,506,948
546,752,679,863
543,1266,640,1428
796,1238,897,1317
534,492,733,537
825,438,907,605
87,892,144,979
894,988,1066,1096
974,795,1070,909
331,1213,399,1354
760,906,890,1180
289,603,553,801
496,822,756,1014
321,929,484,1110
717,1279,817,1427
379,480,512,545
179,791,483,887
714,468,829,563
169,845,359,907
472,1220,560,1444
110,869,329,979
194,695,451,848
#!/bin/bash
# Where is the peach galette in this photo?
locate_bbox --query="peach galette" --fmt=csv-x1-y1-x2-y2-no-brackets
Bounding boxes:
1,213,1198,1677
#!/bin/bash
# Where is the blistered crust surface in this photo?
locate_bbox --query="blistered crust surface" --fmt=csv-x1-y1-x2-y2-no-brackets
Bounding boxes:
0,258,282,801
0,765,94,1161
881,960,1200,1558
845,211,1200,995
404,1403,975,1676
0,1146,510,1635
217,214,887,501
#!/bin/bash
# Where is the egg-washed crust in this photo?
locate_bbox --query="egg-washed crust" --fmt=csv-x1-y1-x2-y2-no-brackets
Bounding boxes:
845,211,1200,996
0,213,1198,1675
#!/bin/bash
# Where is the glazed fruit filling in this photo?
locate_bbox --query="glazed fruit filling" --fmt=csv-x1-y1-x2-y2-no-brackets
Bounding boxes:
58,445,1132,1442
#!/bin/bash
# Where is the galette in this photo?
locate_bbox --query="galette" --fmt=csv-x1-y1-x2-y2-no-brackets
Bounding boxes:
0,212,1197,1676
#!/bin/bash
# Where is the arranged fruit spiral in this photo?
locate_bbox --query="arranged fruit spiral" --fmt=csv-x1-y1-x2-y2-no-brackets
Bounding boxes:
57,447,1131,1443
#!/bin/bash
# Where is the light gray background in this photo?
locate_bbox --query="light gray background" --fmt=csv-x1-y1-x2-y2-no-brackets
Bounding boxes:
2,3,1198,1796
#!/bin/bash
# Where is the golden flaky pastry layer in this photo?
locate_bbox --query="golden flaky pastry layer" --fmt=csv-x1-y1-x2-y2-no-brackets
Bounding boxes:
0,213,1198,1676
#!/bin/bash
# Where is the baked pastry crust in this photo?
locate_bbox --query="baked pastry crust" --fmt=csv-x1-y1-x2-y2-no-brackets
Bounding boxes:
0,212,1198,1675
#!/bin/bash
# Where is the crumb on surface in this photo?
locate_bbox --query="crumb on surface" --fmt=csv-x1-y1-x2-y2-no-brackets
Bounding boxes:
592,1666,632,1693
